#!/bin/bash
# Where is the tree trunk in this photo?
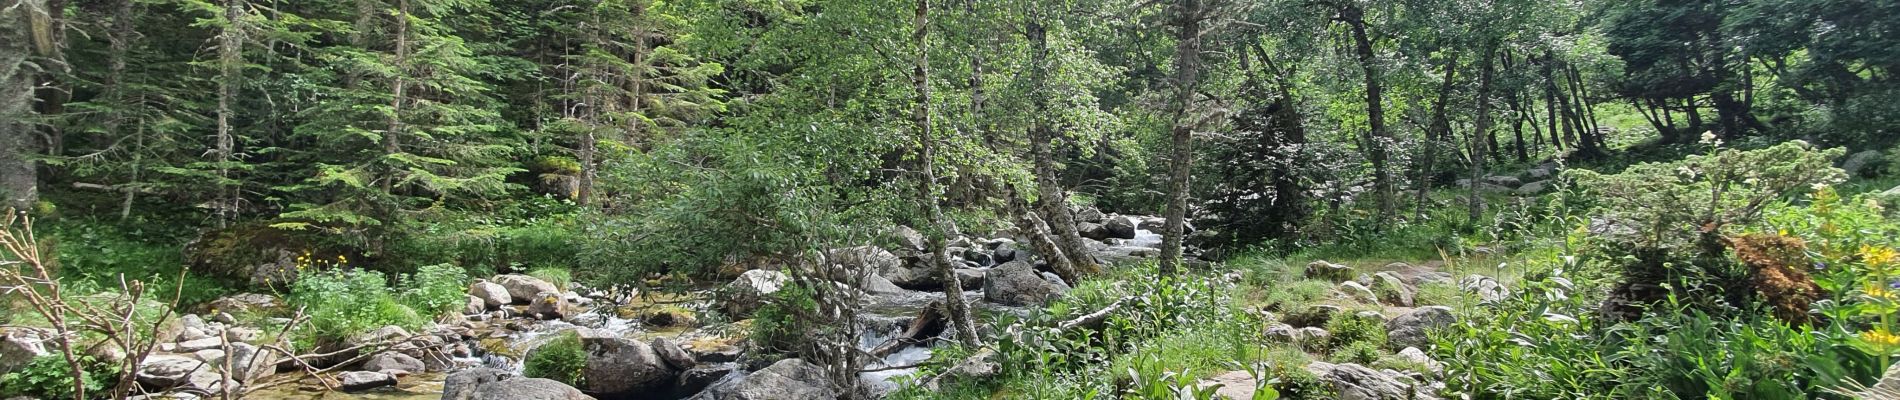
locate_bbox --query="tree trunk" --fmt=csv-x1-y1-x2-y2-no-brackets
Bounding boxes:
1340,4,1394,223
1010,187,1076,282
1159,0,1204,276
382,0,408,196
1025,19,1100,277
912,0,979,347
109,0,139,220
214,0,244,226
1467,44,1498,227
2,2,42,209
1412,51,1458,220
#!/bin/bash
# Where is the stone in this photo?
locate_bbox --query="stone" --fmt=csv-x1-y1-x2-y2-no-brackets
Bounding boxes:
441,367,514,400
892,226,928,252
983,261,1066,306
1396,347,1442,373
1526,166,1555,179
651,338,697,370
689,358,838,400
528,290,575,320
1077,222,1112,240
1305,261,1354,282
202,293,282,315
1283,305,1340,328
470,280,512,308
225,327,261,343
1074,207,1107,223
1515,180,1549,196
830,246,903,277
170,337,225,353
1843,149,1886,178
1482,175,1522,187
363,352,425,374
1296,327,1331,349
136,355,224,393
1195,370,1259,400
1104,216,1138,240
1386,306,1456,349
1458,274,1509,304
1339,281,1379,305
1264,323,1299,343
472,377,596,400
337,371,398,392
351,325,413,348
954,268,986,290
1039,272,1071,291
1370,272,1415,307
494,274,561,304
0,328,52,374
464,295,487,316
719,269,789,318
1304,362,1438,400
222,342,276,381
862,274,908,296
641,306,699,328
678,364,740,396
579,336,674,396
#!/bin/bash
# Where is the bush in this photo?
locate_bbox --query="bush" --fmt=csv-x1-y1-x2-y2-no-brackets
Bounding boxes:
288,268,425,349
1329,341,1382,364
401,263,469,317
523,330,588,387
1323,311,1386,351
749,283,817,359
0,355,116,400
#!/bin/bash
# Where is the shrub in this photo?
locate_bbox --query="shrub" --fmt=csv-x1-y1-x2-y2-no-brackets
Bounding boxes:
523,330,588,387
0,355,116,400
401,263,469,317
527,267,572,291
1323,311,1386,351
750,282,817,359
1329,341,1382,365
288,268,425,349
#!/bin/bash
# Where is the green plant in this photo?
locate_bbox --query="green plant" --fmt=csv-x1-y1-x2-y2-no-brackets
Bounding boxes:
750,282,818,358
523,330,588,387
527,267,572,291
400,263,469,317
0,355,116,400
1322,311,1386,351
287,268,425,349
1329,341,1381,364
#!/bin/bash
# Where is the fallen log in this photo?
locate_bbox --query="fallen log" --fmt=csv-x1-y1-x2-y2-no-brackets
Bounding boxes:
869,300,947,358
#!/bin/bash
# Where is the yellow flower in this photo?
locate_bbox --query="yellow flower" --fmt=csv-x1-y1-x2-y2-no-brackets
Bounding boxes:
1867,283,1900,302
1860,328,1900,349
1862,245,1897,268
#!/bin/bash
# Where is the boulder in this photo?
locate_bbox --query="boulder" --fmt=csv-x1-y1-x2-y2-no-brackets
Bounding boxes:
1194,370,1259,400
337,370,398,392
1339,281,1379,305
641,306,699,328
1104,217,1138,240
472,378,595,400
883,257,941,290
1515,180,1549,196
983,261,1066,306
1283,305,1340,328
136,355,224,393
1396,347,1442,373
0,328,52,374
166,337,225,353
1263,323,1299,343
862,274,908,296
1370,272,1415,307
1305,261,1354,282
202,293,282,315
830,246,903,275
1526,165,1555,179
892,226,928,252
719,269,789,318
1482,175,1522,187
464,295,486,316
954,268,986,290
1386,306,1455,349
651,338,697,370
527,291,571,320
677,364,741,396
494,274,561,304
579,335,675,396
363,352,425,374
1074,207,1107,223
441,367,515,400
689,358,838,400
192,342,275,381
1844,149,1886,177
1304,362,1438,400
470,280,513,308
1458,274,1509,304
1077,222,1112,241
1095,246,1161,265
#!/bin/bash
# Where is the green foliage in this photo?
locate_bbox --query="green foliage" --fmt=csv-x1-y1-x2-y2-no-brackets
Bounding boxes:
0,355,117,400
1322,311,1387,351
526,267,571,292
1329,341,1382,365
287,268,428,348
523,330,588,388
400,263,470,316
749,282,818,359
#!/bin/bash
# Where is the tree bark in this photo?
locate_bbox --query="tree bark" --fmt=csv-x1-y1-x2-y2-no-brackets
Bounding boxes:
1025,19,1100,277
215,0,244,226
1339,3,1394,223
912,0,979,347
1467,43,1498,227
1412,51,1458,219
383,0,409,196
1158,0,1204,276
1,2,41,209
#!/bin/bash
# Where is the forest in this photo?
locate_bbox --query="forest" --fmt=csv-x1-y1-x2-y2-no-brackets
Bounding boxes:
1,0,1899,398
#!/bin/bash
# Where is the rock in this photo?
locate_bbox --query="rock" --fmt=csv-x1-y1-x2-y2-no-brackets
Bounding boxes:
1039,272,1071,291
1843,149,1886,178
225,327,261,343
1396,347,1443,373
464,295,487,316
136,355,224,393
338,371,398,392
177,314,217,341
954,268,985,290
1296,327,1331,349
1482,175,1522,187
1526,166,1555,179
883,257,941,290
470,280,513,308
580,336,674,396
441,367,514,400
677,364,740,396
1515,180,1549,196
719,269,789,318
641,306,699,328
1408,271,1454,286
937,347,1000,382
1339,281,1379,305
830,246,903,276
651,338,697,370
1370,272,1415,307
169,337,225,353
689,358,838,400
471,377,595,400
1283,305,1340,328
1195,370,1259,400
892,226,927,252
1304,362,1438,400
1264,323,1299,343
1104,216,1138,240
983,261,1066,306
1386,306,1456,349
1305,261,1354,282
1074,207,1107,223
363,352,425,374
1458,274,1509,303
223,342,276,381
862,274,908,296
494,274,561,304
526,291,571,320
992,242,1020,263
0,328,52,374
351,326,412,349
202,293,282,315
1077,222,1112,240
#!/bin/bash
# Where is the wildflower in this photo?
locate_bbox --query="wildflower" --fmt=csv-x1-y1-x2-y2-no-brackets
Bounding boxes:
1862,245,1897,267
1699,131,1722,146
1867,283,1900,302
1860,328,1900,350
